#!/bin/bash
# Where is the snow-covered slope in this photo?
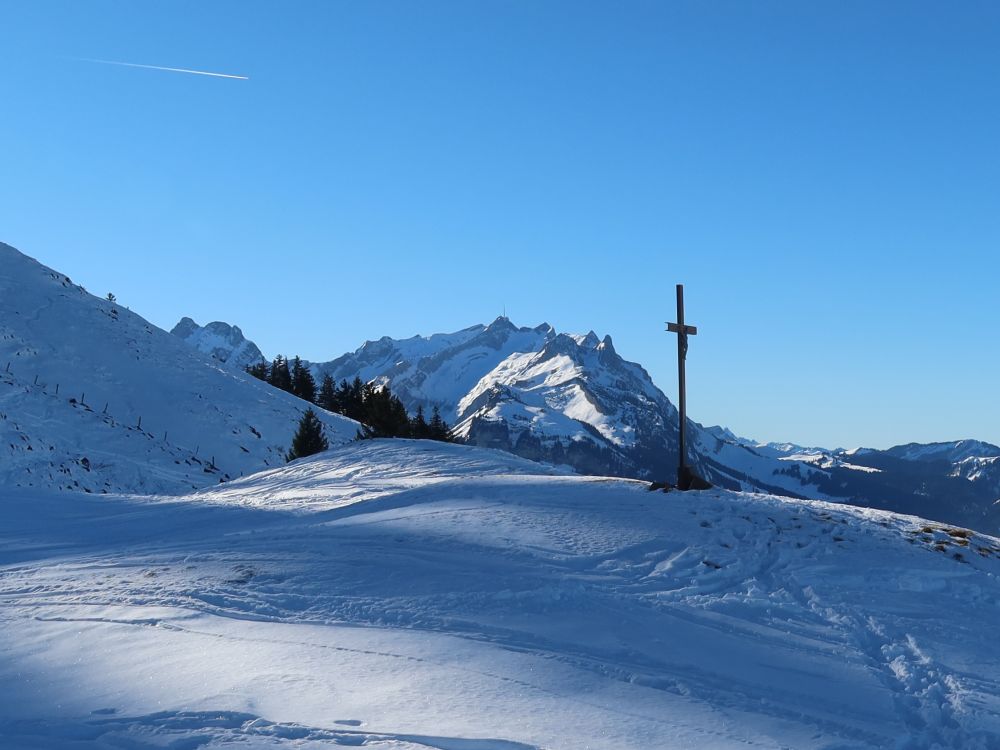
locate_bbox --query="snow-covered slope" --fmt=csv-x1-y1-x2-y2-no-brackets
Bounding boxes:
0,243,357,494
2,440,998,748
170,317,266,370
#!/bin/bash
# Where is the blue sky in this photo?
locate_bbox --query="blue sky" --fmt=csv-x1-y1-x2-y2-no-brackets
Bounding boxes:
2,1,998,449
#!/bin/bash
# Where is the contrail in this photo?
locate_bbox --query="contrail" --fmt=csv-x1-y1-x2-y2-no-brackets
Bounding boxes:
76,57,248,80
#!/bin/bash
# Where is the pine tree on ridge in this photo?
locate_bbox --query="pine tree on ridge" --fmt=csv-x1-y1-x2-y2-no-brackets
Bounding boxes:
318,373,337,411
287,408,328,461
268,355,293,393
291,356,317,403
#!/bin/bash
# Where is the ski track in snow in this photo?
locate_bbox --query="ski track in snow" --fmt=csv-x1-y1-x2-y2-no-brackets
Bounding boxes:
2,440,1000,749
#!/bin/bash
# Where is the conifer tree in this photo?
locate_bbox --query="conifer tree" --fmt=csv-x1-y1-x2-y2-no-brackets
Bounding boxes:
332,379,344,414
290,355,303,389
286,408,328,461
344,377,366,422
246,361,269,381
333,379,349,415
291,356,317,403
410,405,429,439
428,405,453,442
358,384,411,438
268,355,293,393
317,374,337,411
389,393,410,436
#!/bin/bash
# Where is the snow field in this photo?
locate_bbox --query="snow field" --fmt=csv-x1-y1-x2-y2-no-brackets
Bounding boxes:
2,440,999,748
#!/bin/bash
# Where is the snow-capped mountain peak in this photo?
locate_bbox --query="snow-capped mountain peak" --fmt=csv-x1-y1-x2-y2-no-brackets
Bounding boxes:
311,319,677,478
170,317,266,370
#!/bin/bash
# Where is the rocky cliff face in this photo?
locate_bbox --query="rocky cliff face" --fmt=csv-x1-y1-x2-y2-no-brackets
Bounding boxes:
170,317,266,371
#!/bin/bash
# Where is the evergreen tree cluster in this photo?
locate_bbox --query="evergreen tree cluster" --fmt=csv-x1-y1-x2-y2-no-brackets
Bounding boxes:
247,355,316,402
327,376,454,441
248,357,454,446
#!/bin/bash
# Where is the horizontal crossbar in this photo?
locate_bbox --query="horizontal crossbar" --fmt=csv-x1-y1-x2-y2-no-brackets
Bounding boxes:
666,323,698,335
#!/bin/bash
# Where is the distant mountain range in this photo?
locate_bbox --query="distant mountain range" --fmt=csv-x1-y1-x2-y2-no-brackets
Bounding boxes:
175,316,1000,533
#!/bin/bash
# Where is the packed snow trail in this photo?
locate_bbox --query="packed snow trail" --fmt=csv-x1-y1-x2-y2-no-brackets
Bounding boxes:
2,441,999,749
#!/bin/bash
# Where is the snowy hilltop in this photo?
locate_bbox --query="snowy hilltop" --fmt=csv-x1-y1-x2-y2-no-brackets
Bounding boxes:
2,439,998,748
0,243,358,494
180,314,1000,533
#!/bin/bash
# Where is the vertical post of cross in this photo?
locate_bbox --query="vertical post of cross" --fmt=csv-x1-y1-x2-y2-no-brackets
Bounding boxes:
666,284,698,489
676,285,687,484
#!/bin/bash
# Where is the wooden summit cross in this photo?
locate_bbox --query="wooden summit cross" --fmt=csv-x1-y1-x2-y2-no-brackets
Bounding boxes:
666,284,708,491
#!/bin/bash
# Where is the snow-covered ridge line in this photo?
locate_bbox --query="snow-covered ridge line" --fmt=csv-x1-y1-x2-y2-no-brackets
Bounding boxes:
0,242,359,494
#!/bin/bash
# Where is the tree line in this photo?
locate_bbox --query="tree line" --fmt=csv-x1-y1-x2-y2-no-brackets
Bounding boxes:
248,356,454,460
